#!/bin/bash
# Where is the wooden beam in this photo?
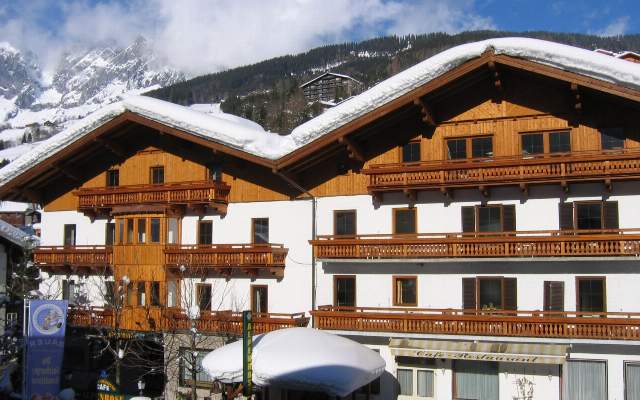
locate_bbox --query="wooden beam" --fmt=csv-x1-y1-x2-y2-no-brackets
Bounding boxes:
604,179,613,193
560,180,569,193
479,185,489,198
338,136,365,162
571,83,582,113
440,187,453,199
52,164,81,182
403,189,417,202
487,61,503,91
412,98,436,127
519,183,528,196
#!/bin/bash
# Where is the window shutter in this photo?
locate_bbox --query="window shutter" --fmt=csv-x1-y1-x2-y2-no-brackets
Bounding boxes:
603,201,619,229
502,205,516,232
544,281,564,312
462,278,476,310
462,207,475,233
503,278,517,311
559,202,574,231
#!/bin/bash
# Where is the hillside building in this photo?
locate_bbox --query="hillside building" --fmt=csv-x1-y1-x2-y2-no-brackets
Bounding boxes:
301,72,363,104
2,38,640,399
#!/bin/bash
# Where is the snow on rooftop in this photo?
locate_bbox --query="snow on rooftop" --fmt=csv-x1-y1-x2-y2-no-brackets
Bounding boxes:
0,218,37,248
1,37,640,188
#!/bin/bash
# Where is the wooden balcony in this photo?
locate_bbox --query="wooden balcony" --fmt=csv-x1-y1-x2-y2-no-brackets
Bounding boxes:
164,243,288,279
311,229,640,260
74,180,230,217
363,149,640,194
33,246,113,274
67,307,309,335
312,306,640,341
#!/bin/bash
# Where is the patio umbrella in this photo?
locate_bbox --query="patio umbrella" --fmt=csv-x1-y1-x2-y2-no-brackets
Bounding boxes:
201,327,385,397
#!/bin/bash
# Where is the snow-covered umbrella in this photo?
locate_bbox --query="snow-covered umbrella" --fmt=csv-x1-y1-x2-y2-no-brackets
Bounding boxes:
201,327,385,397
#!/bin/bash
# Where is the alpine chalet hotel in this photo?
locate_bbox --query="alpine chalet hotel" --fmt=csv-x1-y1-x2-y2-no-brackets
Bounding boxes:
2,38,640,400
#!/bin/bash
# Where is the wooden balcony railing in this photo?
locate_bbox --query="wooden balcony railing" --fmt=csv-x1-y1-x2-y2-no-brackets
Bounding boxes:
312,306,640,340
364,148,640,192
33,246,113,273
74,180,230,215
164,243,288,278
67,307,309,335
311,229,640,259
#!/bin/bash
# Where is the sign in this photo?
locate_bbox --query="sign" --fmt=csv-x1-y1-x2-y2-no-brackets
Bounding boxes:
242,310,253,396
97,379,125,400
24,300,68,400
391,348,565,365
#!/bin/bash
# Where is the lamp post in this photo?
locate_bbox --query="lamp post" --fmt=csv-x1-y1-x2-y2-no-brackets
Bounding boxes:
137,379,145,396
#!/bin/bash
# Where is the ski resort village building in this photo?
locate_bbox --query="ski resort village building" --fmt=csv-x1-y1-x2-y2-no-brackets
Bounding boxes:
2,38,640,399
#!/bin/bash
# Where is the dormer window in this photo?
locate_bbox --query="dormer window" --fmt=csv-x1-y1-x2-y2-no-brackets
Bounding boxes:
150,166,164,184
106,169,119,187
402,141,421,163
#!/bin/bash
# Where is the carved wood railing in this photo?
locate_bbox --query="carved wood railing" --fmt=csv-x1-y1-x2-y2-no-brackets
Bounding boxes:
164,243,288,278
33,246,113,273
311,229,640,259
67,307,309,334
364,148,640,192
312,306,640,340
74,180,230,213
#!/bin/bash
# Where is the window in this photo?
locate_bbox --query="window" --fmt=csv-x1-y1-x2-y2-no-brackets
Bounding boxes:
63,224,76,246
126,219,134,244
198,221,213,245
105,223,115,246
167,280,178,308
197,284,212,311
151,282,161,306
461,205,516,233
544,281,564,312
394,208,417,234
106,169,119,187
167,218,179,244
251,285,268,313
179,348,214,388
334,276,356,307
600,127,624,150
137,219,146,243
150,166,164,184
550,131,571,153
564,360,607,400
455,361,499,400
334,210,356,236
150,218,161,243
471,136,493,158
137,282,146,306
521,133,544,155
402,141,421,163
397,358,436,399
577,277,606,313
625,362,640,400
207,164,222,181
394,276,417,306
559,201,619,231
447,139,466,160
462,277,517,311
118,220,125,244
126,282,135,306
62,280,76,303
252,218,269,244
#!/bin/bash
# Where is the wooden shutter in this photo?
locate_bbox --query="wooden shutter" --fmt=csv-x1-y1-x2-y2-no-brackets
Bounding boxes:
462,207,475,233
603,201,619,229
544,281,564,312
502,204,516,232
503,278,517,311
462,278,476,310
559,202,574,231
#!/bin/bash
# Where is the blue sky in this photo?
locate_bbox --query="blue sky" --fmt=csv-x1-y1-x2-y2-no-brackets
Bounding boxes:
0,0,638,74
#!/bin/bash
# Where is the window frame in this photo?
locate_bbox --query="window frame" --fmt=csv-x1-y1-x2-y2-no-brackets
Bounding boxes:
178,347,215,388
445,135,494,161
393,207,417,235
401,140,421,163
251,218,269,244
136,218,146,244
196,283,212,311
150,282,161,307
576,276,606,313
105,222,115,246
463,204,515,233
150,218,161,243
600,127,625,151
198,220,213,245
333,209,357,237
519,130,572,156
397,365,437,399
106,169,119,187
624,361,640,400
150,165,165,185
393,276,418,307
333,275,356,308
63,224,76,247
250,285,268,314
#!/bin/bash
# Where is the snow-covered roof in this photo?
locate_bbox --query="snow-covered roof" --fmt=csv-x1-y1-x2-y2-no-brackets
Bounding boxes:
1,38,640,188
0,218,36,248
300,71,363,88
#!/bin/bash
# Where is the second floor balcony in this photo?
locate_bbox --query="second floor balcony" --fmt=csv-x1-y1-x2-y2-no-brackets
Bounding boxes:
75,180,230,217
363,148,640,194
33,246,113,274
164,243,288,279
311,229,640,260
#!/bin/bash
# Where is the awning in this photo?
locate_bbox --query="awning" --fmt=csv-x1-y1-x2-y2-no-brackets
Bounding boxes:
389,338,568,365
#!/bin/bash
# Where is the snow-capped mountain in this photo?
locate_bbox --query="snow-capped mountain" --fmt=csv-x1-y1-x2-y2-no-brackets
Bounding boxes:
0,37,184,161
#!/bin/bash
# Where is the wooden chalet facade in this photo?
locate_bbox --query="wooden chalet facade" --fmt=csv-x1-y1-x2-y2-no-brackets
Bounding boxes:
301,71,363,104
1,38,640,399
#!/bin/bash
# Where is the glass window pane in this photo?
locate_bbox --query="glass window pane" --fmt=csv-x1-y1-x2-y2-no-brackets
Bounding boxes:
198,284,212,311
455,361,499,400
151,282,161,306
564,360,606,400
336,277,355,307
472,137,493,158
550,131,571,153
479,279,503,310
397,369,413,396
64,224,76,246
137,282,146,306
335,211,356,236
478,207,501,232
105,223,115,246
576,203,602,230
137,219,146,243
395,209,416,234
167,218,179,244
252,286,268,313
396,278,417,305
402,142,421,162
417,370,434,397
126,219,134,244
151,166,164,184
447,139,467,160
626,363,640,400
578,279,605,312
150,218,161,243
600,128,624,150
167,281,177,308
522,133,544,155
199,221,212,245
106,169,119,187
252,218,269,243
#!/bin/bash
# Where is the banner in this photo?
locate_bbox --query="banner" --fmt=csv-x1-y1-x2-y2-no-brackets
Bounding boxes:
25,300,68,400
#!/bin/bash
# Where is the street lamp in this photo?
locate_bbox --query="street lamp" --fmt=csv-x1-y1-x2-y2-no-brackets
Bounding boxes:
137,379,146,396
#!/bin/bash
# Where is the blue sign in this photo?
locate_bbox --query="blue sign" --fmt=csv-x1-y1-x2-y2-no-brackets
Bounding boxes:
25,300,68,400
